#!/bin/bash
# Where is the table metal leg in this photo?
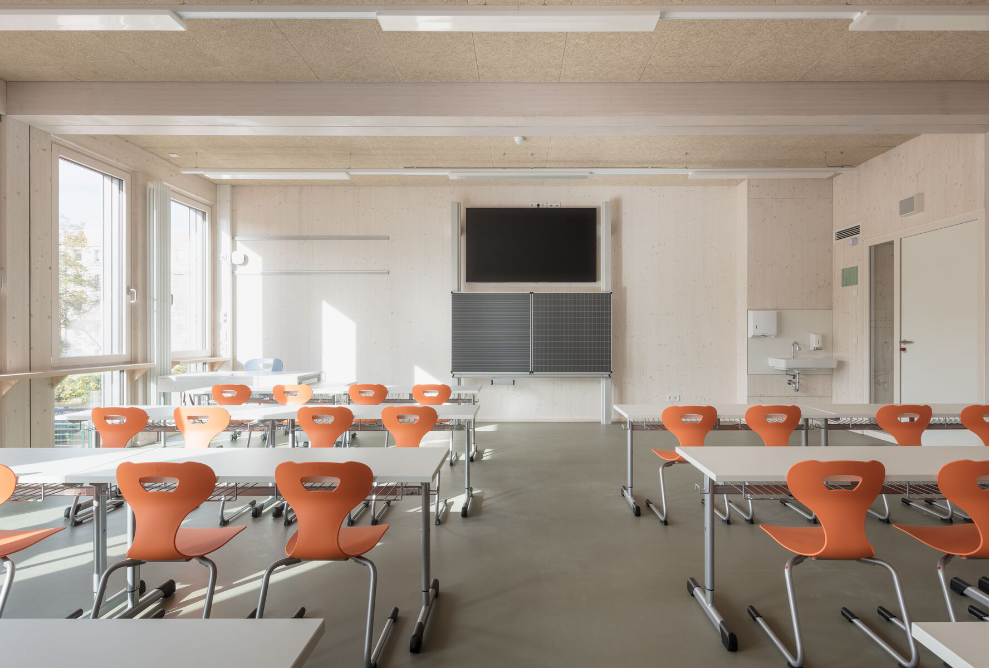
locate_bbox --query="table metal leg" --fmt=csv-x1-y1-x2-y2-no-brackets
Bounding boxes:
461,420,474,517
621,420,640,515
289,419,297,447
686,475,738,652
821,419,829,446
92,484,107,594
410,481,438,653
801,418,809,446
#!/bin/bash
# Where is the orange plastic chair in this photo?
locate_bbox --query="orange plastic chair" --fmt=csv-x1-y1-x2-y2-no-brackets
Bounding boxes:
894,459,989,621
91,461,244,619
381,406,438,447
273,384,314,406
412,384,452,406
960,405,989,446
875,404,932,446
92,407,149,448
0,465,64,617
746,405,802,447
298,406,354,448
349,384,388,436
251,462,398,668
212,384,252,405
644,406,717,525
174,407,231,449
748,460,918,668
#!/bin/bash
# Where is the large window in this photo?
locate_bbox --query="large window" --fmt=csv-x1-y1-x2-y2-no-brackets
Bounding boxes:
55,152,128,364
171,197,211,356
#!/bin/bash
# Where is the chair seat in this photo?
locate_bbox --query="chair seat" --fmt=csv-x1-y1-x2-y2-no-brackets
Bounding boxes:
760,525,875,559
173,526,246,558
652,449,686,463
894,523,983,557
285,525,388,559
0,528,63,558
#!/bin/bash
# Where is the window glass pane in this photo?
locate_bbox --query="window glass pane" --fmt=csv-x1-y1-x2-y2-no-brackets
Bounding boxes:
170,200,208,354
57,158,125,359
54,371,122,446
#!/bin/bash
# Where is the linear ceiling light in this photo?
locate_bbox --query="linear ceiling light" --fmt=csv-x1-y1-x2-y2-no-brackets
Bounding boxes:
448,170,592,180
849,8,989,31
687,169,843,180
180,169,350,180
376,7,660,32
0,8,185,30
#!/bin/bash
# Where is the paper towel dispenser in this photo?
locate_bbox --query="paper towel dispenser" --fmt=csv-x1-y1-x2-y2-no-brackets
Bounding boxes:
748,310,778,338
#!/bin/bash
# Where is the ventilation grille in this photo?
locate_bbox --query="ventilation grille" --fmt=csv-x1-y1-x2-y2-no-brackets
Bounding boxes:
835,225,860,241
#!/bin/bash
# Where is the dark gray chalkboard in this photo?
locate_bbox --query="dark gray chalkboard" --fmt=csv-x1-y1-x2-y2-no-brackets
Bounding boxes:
451,293,531,374
533,293,612,373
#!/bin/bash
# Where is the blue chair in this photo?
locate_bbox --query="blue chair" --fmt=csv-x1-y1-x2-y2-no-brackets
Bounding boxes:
244,358,283,372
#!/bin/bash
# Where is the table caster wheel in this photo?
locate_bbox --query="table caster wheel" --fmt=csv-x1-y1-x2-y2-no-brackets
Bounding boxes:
272,505,283,519
251,505,263,519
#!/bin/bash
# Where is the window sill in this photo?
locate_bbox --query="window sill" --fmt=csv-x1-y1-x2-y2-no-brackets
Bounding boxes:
0,363,155,396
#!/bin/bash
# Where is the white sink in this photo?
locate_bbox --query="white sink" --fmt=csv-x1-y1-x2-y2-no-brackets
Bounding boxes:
768,357,838,371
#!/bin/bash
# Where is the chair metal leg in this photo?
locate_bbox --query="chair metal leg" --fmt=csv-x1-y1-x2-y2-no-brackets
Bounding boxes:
91,559,144,619
780,498,818,523
0,556,15,618
196,557,218,619
252,557,303,619
725,497,755,524
351,556,398,668
949,574,989,616
644,461,675,525
747,554,806,667
867,494,892,523
448,430,457,465
433,472,446,526
218,497,257,527
901,496,954,522
843,557,919,668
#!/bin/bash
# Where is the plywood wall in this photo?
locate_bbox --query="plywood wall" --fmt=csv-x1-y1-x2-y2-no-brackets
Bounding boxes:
832,134,987,402
231,185,739,421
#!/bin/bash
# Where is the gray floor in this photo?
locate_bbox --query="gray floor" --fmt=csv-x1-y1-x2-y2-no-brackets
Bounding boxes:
1,423,985,668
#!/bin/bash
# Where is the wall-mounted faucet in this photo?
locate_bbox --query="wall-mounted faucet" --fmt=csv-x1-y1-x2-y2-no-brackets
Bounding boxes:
791,341,801,359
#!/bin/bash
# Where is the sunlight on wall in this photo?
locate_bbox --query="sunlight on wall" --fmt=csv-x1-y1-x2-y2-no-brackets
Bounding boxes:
322,301,357,382
413,365,440,384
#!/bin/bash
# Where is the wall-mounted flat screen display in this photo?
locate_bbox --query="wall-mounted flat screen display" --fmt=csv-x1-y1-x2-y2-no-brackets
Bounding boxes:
465,207,597,282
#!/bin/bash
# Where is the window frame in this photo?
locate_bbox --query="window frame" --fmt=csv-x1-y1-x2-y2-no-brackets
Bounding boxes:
51,147,132,368
169,192,213,359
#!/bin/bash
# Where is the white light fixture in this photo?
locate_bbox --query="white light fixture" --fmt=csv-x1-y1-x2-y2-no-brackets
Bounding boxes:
849,8,989,31
687,169,843,180
0,8,185,30
448,170,591,180
376,7,660,32
167,153,180,158
180,169,350,180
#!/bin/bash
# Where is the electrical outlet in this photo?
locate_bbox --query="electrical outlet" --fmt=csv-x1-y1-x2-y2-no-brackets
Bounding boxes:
548,202,562,208
529,202,549,208
667,394,680,402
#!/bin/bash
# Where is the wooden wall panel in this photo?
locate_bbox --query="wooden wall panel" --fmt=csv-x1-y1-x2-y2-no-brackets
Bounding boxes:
831,134,987,403
28,127,54,446
231,185,739,421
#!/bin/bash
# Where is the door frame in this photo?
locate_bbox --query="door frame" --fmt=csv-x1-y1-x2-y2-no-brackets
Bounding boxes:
862,209,986,404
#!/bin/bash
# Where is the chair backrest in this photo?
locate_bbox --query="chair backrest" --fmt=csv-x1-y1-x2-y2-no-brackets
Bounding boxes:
875,404,932,446
174,407,231,449
412,384,452,406
116,461,217,561
937,459,989,558
661,406,718,447
273,384,313,406
382,406,438,448
298,406,354,447
244,358,283,372
92,407,149,448
745,405,802,447
960,405,989,446
786,459,885,560
349,384,388,405
212,384,252,406
276,461,374,561
0,465,15,506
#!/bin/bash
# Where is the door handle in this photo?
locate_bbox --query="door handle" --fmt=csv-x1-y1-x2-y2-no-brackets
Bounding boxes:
898,340,913,345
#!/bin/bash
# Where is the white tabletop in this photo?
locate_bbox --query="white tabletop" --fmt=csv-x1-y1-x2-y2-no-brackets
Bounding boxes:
912,622,987,668
810,403,970,419
614,403,835,421
56,404,279,423
0,446,159,485
58,403,479,423
158,370,323,393
67,445,449,485
675,445,986,482
0,619,324,668
384,384,482,396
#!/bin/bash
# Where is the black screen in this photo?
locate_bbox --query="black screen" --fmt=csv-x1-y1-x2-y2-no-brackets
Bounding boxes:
465,208,597,282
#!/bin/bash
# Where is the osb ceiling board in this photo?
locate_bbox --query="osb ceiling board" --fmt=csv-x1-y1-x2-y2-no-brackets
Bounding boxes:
2,18,989,82
202,175,742,187
122,133,914,175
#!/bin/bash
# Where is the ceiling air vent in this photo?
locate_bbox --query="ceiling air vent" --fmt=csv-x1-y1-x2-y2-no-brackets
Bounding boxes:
835,225,860,241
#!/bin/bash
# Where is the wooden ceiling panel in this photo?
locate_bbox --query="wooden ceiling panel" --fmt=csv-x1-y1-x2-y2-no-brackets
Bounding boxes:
375,31,480,81
273,20,398,82
560,32,657,82
93,32,235,82
0,33,148,80
182,20,318,82
472,33,567,82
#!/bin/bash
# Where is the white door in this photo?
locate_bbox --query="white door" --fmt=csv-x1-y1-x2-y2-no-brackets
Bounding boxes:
900,220,982,410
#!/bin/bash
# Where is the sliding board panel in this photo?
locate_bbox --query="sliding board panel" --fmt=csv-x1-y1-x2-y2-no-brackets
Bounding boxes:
532,293,612,375
452,293,530,375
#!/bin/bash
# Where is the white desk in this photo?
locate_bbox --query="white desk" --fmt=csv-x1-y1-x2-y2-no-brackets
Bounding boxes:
613,403,835,516
912,622,988,668
71,446,447,654
158,370,324,394
808,403,970,445
674,445,981,653
0,619,324,668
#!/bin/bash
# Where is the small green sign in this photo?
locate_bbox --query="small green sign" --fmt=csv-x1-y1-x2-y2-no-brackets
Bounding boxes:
841,266,858,287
